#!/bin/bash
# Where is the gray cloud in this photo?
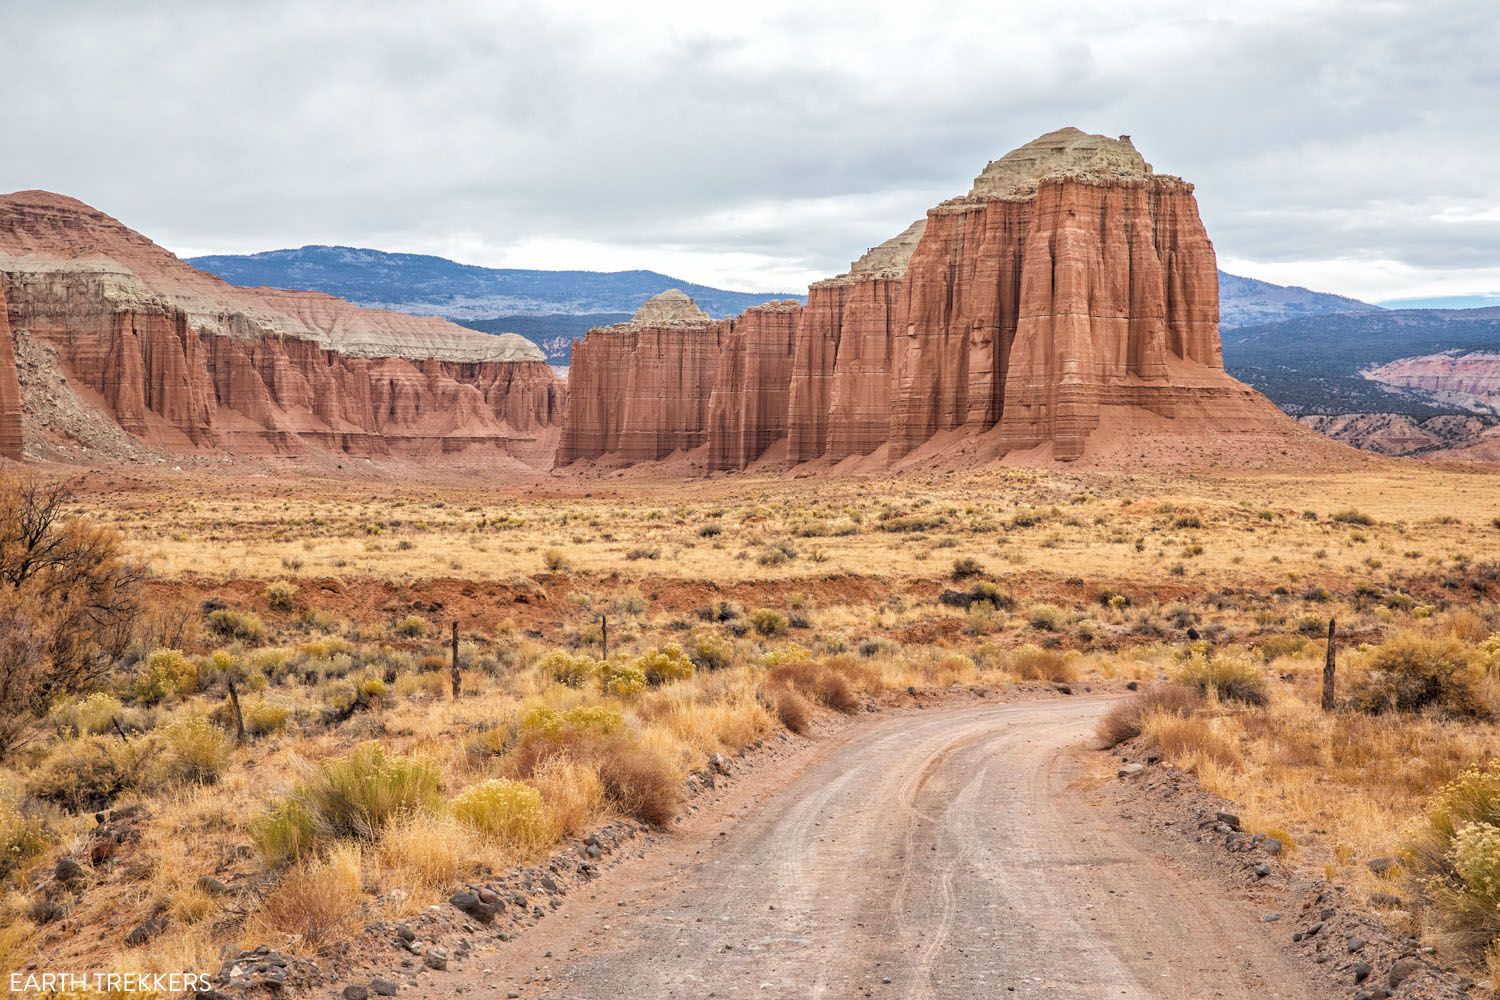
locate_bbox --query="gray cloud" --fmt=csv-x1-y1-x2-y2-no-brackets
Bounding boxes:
2,0,1497,299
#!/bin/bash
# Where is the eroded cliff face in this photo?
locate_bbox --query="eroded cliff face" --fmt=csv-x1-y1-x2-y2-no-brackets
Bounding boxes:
564,127,1290,472
0,190,562,464
558,290,723,464
707,301,801,471
0,284,22,460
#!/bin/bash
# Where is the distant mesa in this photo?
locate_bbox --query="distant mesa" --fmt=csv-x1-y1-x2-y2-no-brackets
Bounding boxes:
627,289,713,328
0,190,561,465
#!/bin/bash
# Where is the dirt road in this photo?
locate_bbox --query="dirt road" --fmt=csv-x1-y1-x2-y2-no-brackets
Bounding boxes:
419,697,1327,999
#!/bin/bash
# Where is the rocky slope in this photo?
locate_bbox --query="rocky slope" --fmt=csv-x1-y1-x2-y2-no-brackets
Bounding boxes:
0,191,563,465
563,128,1319,472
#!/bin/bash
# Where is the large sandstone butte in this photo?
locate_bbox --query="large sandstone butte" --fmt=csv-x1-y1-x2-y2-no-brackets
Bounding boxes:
0,191,563,464
564,128,1315,472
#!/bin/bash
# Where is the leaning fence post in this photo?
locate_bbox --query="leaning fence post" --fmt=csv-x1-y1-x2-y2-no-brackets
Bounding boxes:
450,621,461,698
1321,617,1337,711
227,678,246,744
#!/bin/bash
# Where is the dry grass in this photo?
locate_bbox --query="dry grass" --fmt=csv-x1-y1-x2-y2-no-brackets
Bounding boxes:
250,844,364,949
2,461,1497,981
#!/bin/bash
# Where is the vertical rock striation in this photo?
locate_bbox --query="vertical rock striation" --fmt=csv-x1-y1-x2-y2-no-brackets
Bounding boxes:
562,126,1289,471
707,300,801,471
0,284,22,459
558,290,723,463
0,190,562,464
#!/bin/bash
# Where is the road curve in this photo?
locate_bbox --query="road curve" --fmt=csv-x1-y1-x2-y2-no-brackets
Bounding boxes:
422,697,1327,999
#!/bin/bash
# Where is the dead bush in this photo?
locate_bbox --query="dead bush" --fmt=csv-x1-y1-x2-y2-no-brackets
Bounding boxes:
0,476,144,756
1095,684,1203,748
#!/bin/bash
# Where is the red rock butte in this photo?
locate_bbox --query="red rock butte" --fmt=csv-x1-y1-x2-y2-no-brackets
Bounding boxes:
561,127,1326,473
0,191,563,464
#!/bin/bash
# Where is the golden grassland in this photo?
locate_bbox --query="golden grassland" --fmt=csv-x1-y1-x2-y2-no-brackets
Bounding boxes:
2,460,1499,994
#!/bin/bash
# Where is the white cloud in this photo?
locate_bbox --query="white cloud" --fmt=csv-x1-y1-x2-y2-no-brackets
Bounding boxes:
3,0,1498,299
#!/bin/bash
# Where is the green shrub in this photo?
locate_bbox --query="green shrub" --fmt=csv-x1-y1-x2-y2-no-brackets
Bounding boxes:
249,799,316,865
264,579,297,611
246,701,290,737
0,791,51,881
635,644,695,686
1331,508,1375,526
686,629,733,670
1170,647,1268,705
538,649,599,687
29,736,135,811
1352,632,1487,717
267,742,442,850
75,692,124,735
968,581,1015,610
392,614,426,638
207,609,265,643
1007,644,1076,683
450,779,545,847
749,609,790,638
1258,634,1310,662
135,648,199,704
153,716,232,785
542,548,570,572
599,659,647,698
950,557,984,580
1405,763,1500,956
1027,604,1066,632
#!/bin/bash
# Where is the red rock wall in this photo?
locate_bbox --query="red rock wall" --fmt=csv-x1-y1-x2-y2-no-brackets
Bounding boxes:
562,177,1239,471
889,177,1223,461
0,284,22,460
707,304,799,471
786,276,904,463
557,321,724,463
0,273,563,461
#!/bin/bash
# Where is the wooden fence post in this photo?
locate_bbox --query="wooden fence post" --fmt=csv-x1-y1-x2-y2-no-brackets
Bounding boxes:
450,621,461,698
600,614,609,660
1321,618,1337,711
227,677,246,744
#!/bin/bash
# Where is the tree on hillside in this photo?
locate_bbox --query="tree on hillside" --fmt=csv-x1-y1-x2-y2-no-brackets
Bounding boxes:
0,476,144,755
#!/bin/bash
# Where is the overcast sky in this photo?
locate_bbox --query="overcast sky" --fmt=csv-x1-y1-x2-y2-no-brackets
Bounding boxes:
3,1,1497,303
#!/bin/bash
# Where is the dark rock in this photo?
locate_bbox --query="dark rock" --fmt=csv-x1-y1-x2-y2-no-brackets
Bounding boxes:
54,857,87,882
1215,811,1242,831
1252,863,1271,877
125,915,167,947
1125,680,1139,691
1367,857,1397,876
1262,912,1280,922
540,875,560,894
422,948,448,971
343,987,369,1000
1388,957,1421,988
194,876,231,896
1348,937,1366,953
394,924,415,942
370,979,398,996
1303,921,1322,937
1261,837,1283,855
